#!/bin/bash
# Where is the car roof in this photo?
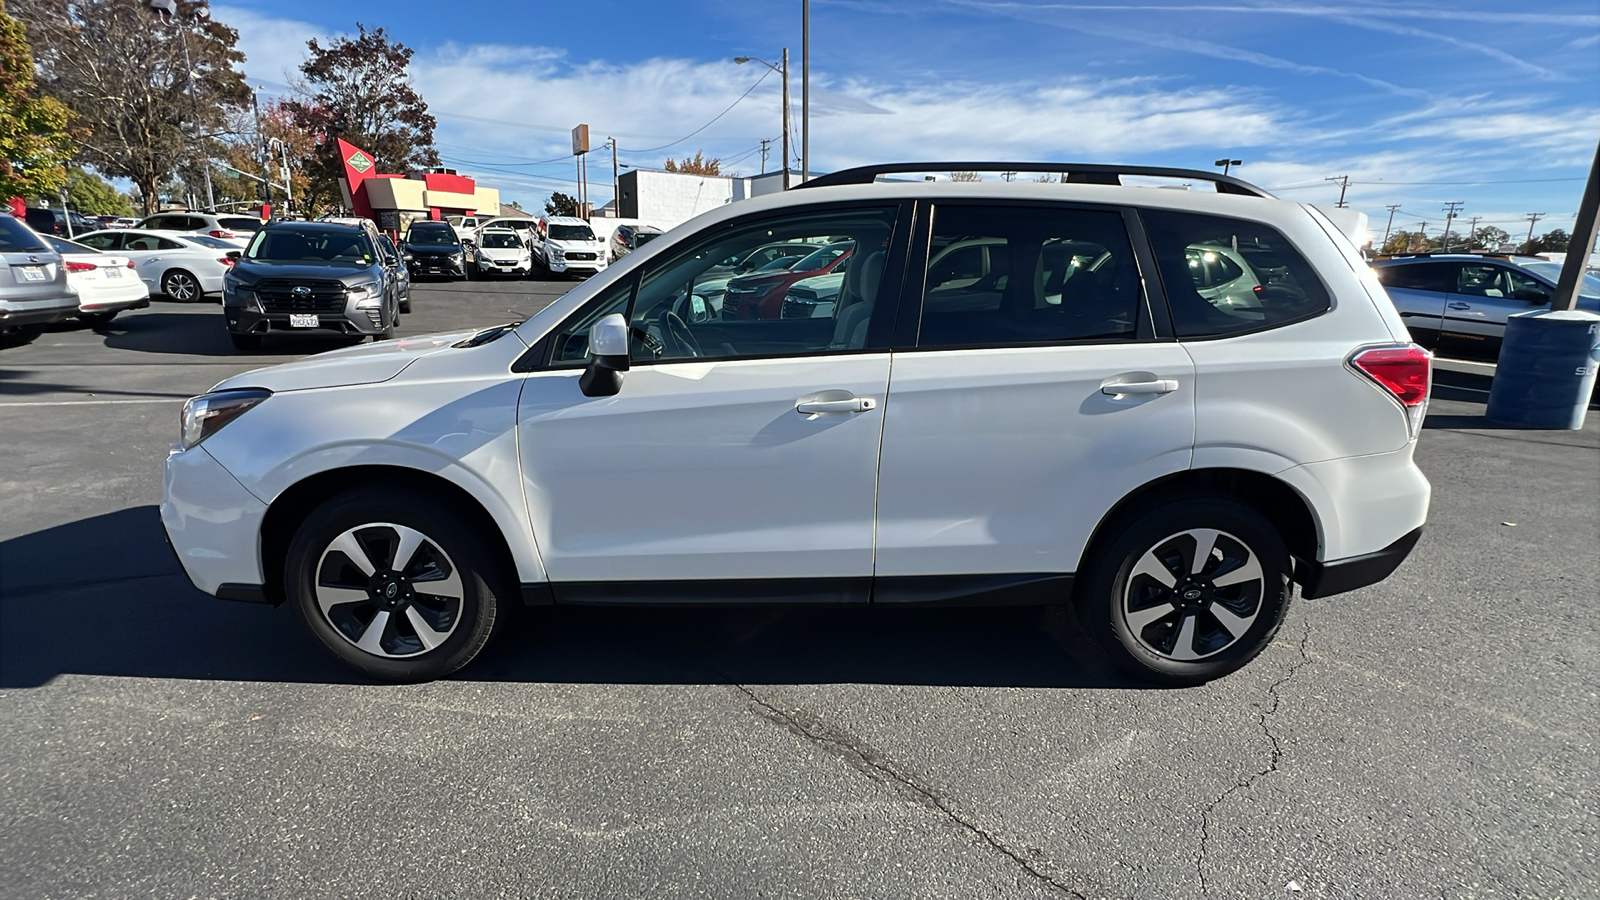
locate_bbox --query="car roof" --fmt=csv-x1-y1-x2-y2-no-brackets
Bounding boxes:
543,216,590,225
263,221,362,232
1373,254,1546,266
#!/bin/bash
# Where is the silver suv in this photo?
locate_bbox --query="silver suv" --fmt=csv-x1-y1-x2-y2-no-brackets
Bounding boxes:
1,214,78,348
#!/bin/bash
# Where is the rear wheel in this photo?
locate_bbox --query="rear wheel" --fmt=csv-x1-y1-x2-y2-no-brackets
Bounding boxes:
161,269,201,302
0,323,45,347
78,311,117,327
285,486,508,682
1073,495,1291,686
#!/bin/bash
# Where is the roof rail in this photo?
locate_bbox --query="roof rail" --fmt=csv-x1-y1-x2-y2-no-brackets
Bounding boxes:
796,162,1274,198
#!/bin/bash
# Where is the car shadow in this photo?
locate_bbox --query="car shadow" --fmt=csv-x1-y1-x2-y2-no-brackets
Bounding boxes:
0,506,1144,690
94,312,359,357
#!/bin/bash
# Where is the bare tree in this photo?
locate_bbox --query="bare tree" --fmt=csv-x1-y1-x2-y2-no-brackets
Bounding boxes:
948,171,982,182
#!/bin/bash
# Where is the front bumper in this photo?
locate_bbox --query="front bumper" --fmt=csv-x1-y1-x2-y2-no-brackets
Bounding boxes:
226,304,387,336
407,257,465,277
545,258,605,276
161,444,268,597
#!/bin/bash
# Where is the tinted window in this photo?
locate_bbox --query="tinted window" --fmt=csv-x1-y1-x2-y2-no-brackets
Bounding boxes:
0,216,49,252
184,234,235,249
406,224,457,244
1376,262,1453,293
917,205,1141,348
1143,209,1331,338
248,229,375,263
480,232,523,249
219,217,263,233
43,235,98,255
549,224,596,241
1504,268,1552,302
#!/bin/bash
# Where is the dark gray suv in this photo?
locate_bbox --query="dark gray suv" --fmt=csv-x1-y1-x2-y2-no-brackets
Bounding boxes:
223,222,400,351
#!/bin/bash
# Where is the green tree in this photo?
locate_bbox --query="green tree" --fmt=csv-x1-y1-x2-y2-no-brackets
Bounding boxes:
1471,226,1510,251
61,164,133,214
0,10,75,201
1536,229,1570,253
664,151,721,176
18,0,252,213
544,191,577,217
281,24,439,212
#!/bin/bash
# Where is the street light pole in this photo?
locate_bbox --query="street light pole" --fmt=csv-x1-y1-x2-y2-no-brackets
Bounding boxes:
1213,158,1241,176
148,0,217,211
735,53,791,189
801,0,809,183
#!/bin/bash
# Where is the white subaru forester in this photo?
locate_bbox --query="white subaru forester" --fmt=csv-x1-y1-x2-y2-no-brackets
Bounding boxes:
162,163,1431,684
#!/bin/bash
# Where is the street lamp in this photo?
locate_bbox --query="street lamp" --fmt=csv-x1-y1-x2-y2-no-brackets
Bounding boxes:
1214,158,1242,176
735,52,790,189
145,0,216,211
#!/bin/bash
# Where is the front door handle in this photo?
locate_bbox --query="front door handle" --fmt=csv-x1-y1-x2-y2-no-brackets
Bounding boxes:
796,396,876,414
1101,379,1179,396
1447,301,1471,310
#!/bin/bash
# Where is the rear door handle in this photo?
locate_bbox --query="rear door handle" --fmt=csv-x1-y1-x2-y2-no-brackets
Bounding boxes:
1101,379,1179,396
1447,301,1471,310
797,396,876,414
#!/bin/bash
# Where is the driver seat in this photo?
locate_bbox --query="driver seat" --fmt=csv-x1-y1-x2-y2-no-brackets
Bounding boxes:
831,250,885,349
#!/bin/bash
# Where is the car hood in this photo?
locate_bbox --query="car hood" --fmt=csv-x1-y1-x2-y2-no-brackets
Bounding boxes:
211,329,486,393
233,260,374,282
479,246,529,259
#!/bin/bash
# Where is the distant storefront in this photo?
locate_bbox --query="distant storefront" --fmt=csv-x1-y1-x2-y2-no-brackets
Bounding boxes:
336,139,500,235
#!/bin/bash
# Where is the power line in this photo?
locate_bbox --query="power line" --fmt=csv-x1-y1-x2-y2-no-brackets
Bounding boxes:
622,69,774,155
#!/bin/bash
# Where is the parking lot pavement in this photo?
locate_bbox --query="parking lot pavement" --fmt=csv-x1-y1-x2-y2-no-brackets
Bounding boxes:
1,286,1596,899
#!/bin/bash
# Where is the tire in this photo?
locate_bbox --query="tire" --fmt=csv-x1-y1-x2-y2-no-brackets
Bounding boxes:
399,291,412,315
229,332,262,351
285,486,509,682
79,311,117,327
161,269,202,302
0,323,45,348
1073,495,1291,686
374,299,396,341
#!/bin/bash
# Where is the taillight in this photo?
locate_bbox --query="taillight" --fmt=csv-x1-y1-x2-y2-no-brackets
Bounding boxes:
209,229,237,239
126,261,136,269
1349,343,1431,438
218,257,237,267
64,261,98,273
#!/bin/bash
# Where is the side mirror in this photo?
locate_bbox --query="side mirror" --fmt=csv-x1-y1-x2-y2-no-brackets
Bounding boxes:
688,293,712,323
579,313,630,397
383,255,398,266
1513,288,1550,303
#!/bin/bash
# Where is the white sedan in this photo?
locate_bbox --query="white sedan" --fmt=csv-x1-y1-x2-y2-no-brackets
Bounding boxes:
41,234,151,325
72,229,239,301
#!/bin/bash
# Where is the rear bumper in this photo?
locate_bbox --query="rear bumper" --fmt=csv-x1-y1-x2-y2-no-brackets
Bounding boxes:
0,293,79,327
1298,527,1423,599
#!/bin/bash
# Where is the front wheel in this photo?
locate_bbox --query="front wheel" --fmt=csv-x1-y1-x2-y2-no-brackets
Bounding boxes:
1073,496,1291,686
285,487,508,681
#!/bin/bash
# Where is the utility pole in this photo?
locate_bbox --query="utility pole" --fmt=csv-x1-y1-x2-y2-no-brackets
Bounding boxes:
608,138,618,216
1465,216,1480,249
1325,175,1351,208
782,47,791,189
1417,221,1428,250
147,1,216,211
1381,204,1401,247
1439,201,1464,252
801,0,809,183
1523,212,1546,251
252,89,275,216
758,139,771,174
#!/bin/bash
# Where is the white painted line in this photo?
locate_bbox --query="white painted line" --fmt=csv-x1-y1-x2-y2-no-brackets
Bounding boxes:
1435,385,1490,394
0,398,182,407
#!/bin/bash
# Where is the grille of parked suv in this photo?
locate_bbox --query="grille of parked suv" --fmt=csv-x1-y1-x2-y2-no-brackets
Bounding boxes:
564,251,596,261
257,279,347,313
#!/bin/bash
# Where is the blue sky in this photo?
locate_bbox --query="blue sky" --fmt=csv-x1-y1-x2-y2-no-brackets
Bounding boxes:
216,0,1599,242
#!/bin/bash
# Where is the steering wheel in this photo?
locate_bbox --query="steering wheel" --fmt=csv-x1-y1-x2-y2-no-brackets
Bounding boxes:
654,307,704,358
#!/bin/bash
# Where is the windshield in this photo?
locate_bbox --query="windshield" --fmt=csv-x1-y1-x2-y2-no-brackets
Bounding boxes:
43,235,98,255
1520,262,1600,298
793,243,852,271
407,224,458,245
219,217,263,233
549,224,595,242
481,232,523,249
247,228,376,264
0,216,48,252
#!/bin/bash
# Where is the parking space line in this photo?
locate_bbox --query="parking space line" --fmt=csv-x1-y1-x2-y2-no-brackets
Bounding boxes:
0,398,182,407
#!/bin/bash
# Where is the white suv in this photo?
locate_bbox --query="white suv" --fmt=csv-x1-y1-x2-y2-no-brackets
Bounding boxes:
161,163,1431,684
534,216,609,277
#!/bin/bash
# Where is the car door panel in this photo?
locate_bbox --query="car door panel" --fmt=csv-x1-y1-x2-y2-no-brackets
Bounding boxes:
516,355,890,588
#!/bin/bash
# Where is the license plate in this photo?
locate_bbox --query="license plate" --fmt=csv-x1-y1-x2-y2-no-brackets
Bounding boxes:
104,267,122,278
289,314,319,328
18,266,46,282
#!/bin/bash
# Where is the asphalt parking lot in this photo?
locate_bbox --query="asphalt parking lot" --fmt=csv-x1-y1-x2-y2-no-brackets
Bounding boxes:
2,279,1596,899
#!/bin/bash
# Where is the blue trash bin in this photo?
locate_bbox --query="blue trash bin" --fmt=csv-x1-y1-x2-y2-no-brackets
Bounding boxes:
1485,309,1600,430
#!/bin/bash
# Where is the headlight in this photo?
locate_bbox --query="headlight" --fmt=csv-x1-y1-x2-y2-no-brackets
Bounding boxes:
552,249,566,260
449,251,464,262
347,281,383,307
222,279,258,309
180,388,271,450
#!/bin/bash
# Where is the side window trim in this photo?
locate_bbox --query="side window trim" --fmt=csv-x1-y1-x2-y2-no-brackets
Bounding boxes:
893,198,1161,351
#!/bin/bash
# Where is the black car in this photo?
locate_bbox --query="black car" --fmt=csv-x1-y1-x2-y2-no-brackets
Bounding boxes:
222,222,401,351
24,207,99,237
401,221,465,279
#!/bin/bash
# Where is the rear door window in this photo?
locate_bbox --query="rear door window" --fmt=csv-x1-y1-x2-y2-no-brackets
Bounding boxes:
916,204,1143,348
1142,209,1331,338
0,216,50,252
1376,262,1454,293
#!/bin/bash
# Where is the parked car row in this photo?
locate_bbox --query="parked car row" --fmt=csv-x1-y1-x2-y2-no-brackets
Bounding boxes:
399,215,612,282
2,213,154,345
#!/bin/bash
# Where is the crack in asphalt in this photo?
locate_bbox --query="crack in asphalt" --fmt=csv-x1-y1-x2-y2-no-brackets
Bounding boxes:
733,683,1112,899
1194,618,1314,897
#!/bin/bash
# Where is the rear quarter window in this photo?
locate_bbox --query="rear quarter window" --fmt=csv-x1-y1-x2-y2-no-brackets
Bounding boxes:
1375,262,1454,293
1142,209,1332,338
0,216,49,252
